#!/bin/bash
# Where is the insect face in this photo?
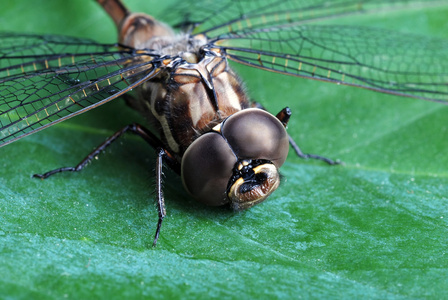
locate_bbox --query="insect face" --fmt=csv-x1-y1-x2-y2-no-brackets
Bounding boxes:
181,108,290,210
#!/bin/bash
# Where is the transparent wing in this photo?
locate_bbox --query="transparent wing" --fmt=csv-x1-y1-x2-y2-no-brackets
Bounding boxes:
213,25,448,103
162,0,446,35
0,33,161,147
162,0,448,103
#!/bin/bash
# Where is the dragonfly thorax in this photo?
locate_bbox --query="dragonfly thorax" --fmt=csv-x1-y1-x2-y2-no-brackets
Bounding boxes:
132,50,251,157
119,12,252,156
120,12,208,63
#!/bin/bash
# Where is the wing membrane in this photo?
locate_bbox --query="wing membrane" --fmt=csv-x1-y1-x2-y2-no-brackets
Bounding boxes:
0,34,161,147
1,1,447,148
166,0,448,103
163,0,446,36
0,33,114,71
212,25,448,102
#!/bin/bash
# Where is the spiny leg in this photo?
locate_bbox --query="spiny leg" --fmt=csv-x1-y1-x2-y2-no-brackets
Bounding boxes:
268,105,341,165
288,135,340,165
33,123,167,178
153,148,167,247
33,123,179,247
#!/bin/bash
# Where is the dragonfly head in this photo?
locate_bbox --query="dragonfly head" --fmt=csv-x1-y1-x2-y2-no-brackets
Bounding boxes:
181,108,289,210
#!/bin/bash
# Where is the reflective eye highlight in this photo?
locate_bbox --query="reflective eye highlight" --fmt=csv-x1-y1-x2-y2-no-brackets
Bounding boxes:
181,132,236,206
222,108,289,168
181,108,290,209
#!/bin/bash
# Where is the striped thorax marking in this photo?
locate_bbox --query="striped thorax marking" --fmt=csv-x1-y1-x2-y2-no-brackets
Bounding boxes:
137,51,248,155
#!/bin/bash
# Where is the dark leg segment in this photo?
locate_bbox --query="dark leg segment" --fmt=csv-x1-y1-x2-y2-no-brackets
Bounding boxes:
33,123,179,247
288,136,340,165
253,102,341,165
275,107,292,127
33,123,178,178
153,148,167,247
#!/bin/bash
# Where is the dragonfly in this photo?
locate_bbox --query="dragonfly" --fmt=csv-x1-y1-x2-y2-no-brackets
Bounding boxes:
0,0,447,246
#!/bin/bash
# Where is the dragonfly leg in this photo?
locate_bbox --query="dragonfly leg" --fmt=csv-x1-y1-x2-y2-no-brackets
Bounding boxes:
34,123,179,247
33,123,177,178
288,135,340,165
153,148,167,247
252,102,341,165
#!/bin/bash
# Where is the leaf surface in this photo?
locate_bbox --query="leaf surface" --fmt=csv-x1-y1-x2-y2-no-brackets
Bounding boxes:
0,1,447,299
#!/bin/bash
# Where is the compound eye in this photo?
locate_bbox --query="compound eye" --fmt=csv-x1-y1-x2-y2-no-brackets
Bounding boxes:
222,108,289,167
181,133,237,206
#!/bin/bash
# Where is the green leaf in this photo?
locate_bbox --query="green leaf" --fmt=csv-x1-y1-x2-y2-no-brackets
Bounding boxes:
1,1,447,299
